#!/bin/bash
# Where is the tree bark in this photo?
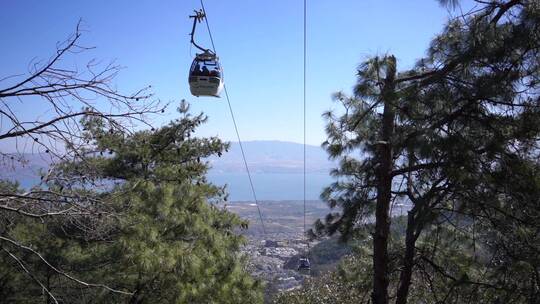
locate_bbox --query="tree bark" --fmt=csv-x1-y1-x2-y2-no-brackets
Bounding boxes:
395,208,417,304
395,148,419,304
372,56,397,304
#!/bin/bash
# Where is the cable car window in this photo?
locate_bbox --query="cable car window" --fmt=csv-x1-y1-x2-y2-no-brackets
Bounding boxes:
202,60,218,66
190,59,221,77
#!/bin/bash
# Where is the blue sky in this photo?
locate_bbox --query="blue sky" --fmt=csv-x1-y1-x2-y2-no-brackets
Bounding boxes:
1,0,474,146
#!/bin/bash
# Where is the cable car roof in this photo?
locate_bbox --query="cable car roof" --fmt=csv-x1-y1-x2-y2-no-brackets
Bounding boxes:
195,51,218,61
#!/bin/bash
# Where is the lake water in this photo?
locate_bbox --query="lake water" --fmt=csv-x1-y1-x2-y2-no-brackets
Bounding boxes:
7,171,334,202
207,172,334,201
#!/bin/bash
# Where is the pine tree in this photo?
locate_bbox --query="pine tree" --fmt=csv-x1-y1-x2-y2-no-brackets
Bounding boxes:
0,102,263,303
316,1,540,303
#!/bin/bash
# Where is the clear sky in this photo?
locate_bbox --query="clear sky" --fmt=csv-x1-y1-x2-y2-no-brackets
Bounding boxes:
1,0,475,146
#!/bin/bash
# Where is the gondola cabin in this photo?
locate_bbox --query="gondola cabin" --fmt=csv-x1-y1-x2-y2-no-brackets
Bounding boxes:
188,52,224,97
298,257,311,273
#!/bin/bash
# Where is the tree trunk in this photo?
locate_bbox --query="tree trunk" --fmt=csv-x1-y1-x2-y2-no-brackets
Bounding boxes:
395,148,419,304
395,208,417,304
372,56,397,304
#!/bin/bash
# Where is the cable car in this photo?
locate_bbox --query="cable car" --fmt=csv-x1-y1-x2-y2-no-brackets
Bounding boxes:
187,10,223,98
298,257,311,273
188,51,224,97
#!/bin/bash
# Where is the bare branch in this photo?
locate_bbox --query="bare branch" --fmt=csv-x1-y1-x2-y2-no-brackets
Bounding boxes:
0,235,133,296
0,20,165,297
2,247,59,304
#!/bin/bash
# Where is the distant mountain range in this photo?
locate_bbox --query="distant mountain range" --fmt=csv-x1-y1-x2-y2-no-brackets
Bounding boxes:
208,140,334,174
0,153,51,187
1,141,334,185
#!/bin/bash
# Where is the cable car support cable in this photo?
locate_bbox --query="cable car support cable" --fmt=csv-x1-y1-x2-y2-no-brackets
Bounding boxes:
300,0,312,274
199,0,267,235
297,0,311,274
303,0,307,249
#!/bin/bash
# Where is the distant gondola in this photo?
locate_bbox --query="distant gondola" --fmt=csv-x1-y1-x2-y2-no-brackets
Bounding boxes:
298,257,311,273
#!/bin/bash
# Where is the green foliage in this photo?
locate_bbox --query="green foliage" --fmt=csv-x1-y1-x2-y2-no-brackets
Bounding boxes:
0,102,263,303
314,1,540,303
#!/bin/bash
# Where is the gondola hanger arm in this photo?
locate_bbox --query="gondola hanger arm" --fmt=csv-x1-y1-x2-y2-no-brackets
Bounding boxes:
189,9,214,54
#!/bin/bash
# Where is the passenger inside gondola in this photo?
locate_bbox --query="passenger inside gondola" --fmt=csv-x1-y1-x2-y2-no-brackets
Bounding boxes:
193,63,202,76
201,65,210,76
210,67,220,77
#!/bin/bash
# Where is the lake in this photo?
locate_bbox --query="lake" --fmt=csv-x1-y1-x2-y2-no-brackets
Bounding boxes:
207,172,334,201
5,171,334,202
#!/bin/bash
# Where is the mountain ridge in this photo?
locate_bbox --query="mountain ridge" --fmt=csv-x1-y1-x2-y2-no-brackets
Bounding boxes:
1,140,334,185
208,140,333,173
